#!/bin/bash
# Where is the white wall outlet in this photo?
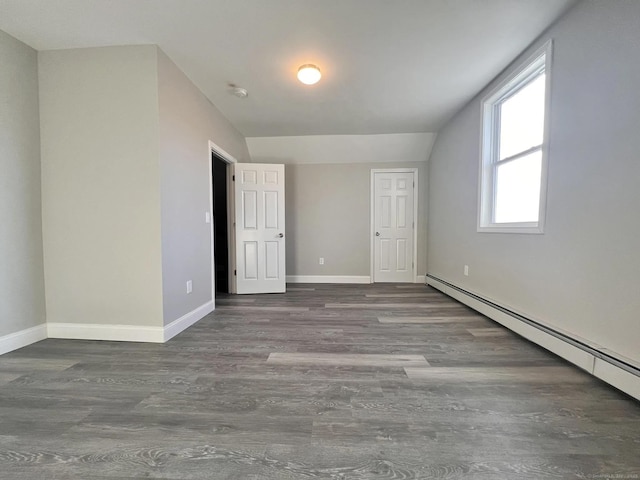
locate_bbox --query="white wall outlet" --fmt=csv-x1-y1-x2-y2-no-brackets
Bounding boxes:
205,212,211,224
319,257,325,265
186,280,193,293
464,265,469,276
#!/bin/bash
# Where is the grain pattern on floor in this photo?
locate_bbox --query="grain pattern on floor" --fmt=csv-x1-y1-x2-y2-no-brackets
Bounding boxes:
0,283,638,479
267,352,430,367
467,327,510,337
378,316,482,323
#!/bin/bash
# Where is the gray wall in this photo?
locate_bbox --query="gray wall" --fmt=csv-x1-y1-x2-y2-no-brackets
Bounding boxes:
427,0,640,364
285,162,428,277
248,134,432,279
39,45,164,327
38,45,251,329
0,30,46,337
157,49,250,324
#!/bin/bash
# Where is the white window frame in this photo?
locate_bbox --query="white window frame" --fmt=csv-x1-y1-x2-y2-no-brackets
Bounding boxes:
478,40,552,234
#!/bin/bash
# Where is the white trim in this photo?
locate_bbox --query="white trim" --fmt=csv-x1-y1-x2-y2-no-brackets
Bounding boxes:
47,322,165,343
209,140,238,297
47,301,214,344
208,142,215,303
426,276,640,401
415,275,426,284
477,40,552,234
163,301,214,341
0,324,47,355
286,275,371,284
370,168,419,283
208,140,237,165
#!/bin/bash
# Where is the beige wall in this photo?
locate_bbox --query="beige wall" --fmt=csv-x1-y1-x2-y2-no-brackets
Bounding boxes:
247,133,436,165
0,30,46,337
39,46,164,327
427,0,640,364
38,44,250,332
284,162,428,277
157,49,250,324
248,134,432,278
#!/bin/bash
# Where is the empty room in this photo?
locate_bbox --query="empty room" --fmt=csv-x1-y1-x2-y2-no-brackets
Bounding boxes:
0,0,639,478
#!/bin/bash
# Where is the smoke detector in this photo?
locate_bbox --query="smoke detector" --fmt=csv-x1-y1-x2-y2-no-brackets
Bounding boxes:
228,84,248,98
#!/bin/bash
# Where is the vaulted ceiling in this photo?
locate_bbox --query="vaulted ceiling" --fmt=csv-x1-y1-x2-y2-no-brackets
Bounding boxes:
0,0,577,137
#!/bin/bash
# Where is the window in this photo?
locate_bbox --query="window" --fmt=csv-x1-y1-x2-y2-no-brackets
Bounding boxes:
478,41,552,233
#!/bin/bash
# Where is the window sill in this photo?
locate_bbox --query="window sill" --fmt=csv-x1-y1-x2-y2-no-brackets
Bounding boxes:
477,223,544,234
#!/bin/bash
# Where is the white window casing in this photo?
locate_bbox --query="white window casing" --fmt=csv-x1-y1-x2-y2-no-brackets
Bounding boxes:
478,40,553,234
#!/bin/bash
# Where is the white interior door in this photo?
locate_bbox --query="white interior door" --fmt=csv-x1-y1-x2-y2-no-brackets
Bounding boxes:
373,170,416,283
234,163,286,294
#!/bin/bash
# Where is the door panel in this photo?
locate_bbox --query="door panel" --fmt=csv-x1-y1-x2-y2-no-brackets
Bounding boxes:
243,242,258,279
396,239,408,271
264,191,278,228
235,163,286,294
373,171,415,283
242,190,258,229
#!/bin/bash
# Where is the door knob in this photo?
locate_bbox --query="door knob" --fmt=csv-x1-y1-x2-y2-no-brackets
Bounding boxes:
278,233,284,238
376,232,380,236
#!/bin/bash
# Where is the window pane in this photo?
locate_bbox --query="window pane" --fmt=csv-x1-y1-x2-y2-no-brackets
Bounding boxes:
499,73,546,160
494,151,542,223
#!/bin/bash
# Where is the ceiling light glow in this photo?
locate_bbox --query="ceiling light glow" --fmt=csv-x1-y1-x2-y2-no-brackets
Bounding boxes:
297,64,321,85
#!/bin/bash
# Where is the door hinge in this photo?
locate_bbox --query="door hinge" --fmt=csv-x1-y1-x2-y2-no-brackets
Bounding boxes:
232,175,235,181
234,270,237,276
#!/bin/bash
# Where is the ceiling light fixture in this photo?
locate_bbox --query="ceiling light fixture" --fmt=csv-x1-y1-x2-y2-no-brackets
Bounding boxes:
297,64,321,85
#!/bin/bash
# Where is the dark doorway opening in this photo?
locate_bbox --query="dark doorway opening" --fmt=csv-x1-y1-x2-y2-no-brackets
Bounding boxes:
212,153,229,294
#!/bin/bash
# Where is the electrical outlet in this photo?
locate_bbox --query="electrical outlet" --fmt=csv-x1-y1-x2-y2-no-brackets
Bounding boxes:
464,265,469,276
319,257,325,265
186,280,193,294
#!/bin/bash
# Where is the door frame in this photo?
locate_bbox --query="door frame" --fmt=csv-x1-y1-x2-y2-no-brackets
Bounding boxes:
208,140,238,297
370,168,419,283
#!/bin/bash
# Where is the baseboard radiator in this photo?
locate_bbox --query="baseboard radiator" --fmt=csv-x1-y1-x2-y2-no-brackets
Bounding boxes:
426,274,640,401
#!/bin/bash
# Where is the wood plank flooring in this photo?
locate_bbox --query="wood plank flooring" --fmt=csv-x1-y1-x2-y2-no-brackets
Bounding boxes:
0,283,638,479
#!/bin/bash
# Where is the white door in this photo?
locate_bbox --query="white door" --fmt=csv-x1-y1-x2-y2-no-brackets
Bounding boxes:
234,163,286,294
373,170,416,283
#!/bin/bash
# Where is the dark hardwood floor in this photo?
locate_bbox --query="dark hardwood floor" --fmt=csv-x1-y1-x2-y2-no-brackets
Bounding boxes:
1,283,638,479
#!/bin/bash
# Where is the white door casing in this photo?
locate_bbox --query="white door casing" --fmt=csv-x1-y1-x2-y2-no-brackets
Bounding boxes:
371,169,417,283
208,140,237,296
234,163,286,294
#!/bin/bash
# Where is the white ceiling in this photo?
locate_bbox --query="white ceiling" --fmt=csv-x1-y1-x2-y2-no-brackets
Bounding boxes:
0,0,577,137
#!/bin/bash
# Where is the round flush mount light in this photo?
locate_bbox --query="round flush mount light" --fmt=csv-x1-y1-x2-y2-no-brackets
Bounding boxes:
297,64,321,85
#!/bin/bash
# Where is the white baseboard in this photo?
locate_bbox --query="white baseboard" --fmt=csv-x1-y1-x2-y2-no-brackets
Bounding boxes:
47,301,214,344
47,301,214,343
0,324,47,355
287,275,371,284
286,275,424,285
427,275,640,401
164,301,214,341
47,322,165,343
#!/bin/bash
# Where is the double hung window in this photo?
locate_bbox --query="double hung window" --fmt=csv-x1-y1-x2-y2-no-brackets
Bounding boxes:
478,41,552,233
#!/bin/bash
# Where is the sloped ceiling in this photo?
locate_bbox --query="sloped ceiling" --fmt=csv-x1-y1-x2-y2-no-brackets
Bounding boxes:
0,0,577,136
